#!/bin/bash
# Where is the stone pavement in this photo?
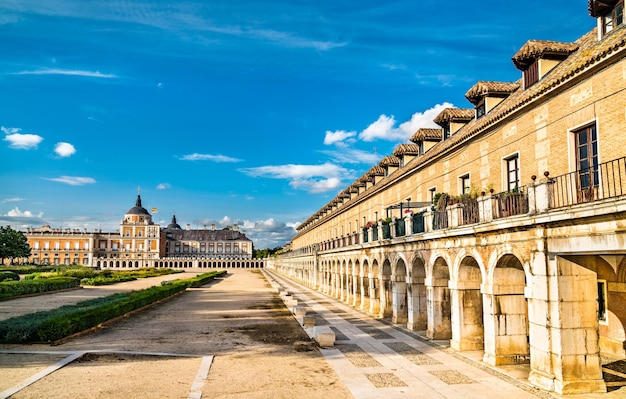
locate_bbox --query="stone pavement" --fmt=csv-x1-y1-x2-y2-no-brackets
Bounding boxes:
262,270,590,399
2,269,625,399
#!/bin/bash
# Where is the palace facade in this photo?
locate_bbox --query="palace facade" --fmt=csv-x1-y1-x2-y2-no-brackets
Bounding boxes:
268,2,626,395
25,194,259,269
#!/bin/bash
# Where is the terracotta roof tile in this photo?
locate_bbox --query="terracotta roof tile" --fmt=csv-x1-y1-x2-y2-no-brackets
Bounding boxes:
392,143,420,156
464,81,520,105
588,0,618,17
367,165,385,176
512,40,578,70
379,155,401,167
433,108,474,125
410,128,443,142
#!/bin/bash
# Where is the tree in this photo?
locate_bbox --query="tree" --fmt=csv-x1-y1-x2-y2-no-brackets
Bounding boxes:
0,226,31,265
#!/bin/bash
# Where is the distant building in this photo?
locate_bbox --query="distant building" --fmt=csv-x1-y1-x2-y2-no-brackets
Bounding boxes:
24,194,256,268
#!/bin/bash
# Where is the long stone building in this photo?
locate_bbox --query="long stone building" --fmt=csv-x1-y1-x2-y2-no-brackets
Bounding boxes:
25,194,263,269
267,2,626,395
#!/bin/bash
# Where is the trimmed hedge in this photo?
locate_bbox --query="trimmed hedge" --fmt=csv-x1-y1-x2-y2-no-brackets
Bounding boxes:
0,277,80,299
0,270,227,343
0,271,20,282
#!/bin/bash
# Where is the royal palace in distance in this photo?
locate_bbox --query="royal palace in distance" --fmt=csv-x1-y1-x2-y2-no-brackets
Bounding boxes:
267,1,626,395
24,194,261,269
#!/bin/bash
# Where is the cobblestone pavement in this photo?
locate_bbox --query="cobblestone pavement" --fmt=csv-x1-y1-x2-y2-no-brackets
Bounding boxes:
263,270,625,399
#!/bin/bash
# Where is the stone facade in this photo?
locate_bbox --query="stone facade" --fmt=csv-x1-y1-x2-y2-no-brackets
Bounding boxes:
24,194,258,269
268,4,626,395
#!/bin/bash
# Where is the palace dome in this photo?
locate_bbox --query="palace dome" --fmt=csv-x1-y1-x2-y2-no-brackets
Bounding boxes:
126,195,151,215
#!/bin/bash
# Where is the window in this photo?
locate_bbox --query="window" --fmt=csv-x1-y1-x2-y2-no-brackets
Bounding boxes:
574,124,599,201
429,187,437,203
505,154,520,192
523,60,539,88
475,100,486,118
598,280,608,323
443,125,451,140
602,0,624,35
460,174,471,195
417,141,424,155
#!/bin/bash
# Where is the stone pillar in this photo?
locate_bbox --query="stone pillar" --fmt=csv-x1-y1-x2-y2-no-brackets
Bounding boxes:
482,285,528,364
528,255,606,394
407,276,428,331
367,227,374,243
392,275,408,324
390,220,397,239
423,211,434,233
449,280,484,351
380,275,393,318
528,177,554,214
426,277,452,339
477,194,493,223
360,276,370,312
351,273,360,307
403,214,412,236
447,204,462,228
369,273,380,315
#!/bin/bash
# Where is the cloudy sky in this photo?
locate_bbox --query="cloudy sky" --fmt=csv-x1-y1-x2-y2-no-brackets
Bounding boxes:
0,0,593,248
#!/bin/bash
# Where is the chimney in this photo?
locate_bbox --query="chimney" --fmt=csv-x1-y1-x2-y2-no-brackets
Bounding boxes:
203,224,207,230
211,224,215,230
233,224,239,231
186,224,190,230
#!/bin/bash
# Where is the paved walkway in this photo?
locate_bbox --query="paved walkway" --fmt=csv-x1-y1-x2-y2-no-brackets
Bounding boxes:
263,270,626,399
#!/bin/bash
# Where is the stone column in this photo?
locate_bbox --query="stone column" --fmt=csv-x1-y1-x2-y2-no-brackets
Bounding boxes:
449,279,484,351
352,273,360,308
392,275,408,324
407,276,428,331
360,276,370,312
477,194,493,223
426,276,452,339
528,177,554,214
380,275,393,318
528,255,606,394
423,211,434,233
405,214,413,235
447,204,462,228
369,273,380,315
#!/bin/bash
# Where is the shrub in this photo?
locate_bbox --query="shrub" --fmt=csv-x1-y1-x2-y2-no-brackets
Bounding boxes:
0,271,20,282
0,277,80,299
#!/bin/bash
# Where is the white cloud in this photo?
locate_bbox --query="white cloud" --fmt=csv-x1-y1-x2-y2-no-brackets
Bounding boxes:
323,130,357,146
2,126,44,149
180,153,242,162
1,197,25,203
54,142,76,157
156,183,171,190
5,207,43,218
358,102,454,142
12,69,118,79
239,162,352,194
44,176,96,186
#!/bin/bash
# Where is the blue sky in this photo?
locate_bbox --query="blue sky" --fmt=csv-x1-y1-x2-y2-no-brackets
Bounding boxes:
0,0,594,248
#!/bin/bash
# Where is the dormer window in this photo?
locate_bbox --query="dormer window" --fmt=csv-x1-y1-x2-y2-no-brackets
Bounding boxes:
476,100,486,118
602,0,624,35
443,126,451,140
512,41,577,89
524,60,540,88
